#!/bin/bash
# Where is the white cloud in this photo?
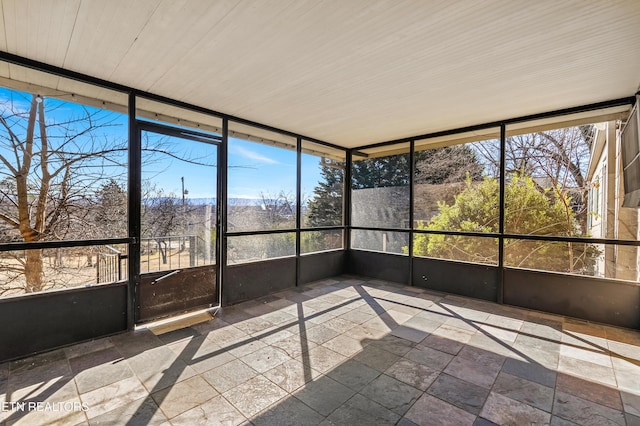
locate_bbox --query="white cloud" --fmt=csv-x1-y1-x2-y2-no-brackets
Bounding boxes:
230,145,278,164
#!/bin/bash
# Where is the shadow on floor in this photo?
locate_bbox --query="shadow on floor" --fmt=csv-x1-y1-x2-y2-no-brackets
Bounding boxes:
1,275,639,425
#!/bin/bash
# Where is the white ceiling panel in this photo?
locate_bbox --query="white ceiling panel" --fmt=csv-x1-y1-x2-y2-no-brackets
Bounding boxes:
110,0,241,91
8,63,60,92
2,0,79,67
0,0,639,148
63,0,159,78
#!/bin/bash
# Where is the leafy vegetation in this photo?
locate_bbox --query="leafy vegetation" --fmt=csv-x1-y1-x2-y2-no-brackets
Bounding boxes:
413,175,598,273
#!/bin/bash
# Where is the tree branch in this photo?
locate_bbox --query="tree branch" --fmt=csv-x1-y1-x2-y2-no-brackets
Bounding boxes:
0,211,20,229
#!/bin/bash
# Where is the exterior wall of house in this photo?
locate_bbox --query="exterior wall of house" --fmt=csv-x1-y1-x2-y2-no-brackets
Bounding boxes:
589,159,606,276
613,121,640,281
588,122,639,281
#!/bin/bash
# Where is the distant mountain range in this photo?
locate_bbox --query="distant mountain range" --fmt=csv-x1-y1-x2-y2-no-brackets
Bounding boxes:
142,197,311,208
169,197,301,207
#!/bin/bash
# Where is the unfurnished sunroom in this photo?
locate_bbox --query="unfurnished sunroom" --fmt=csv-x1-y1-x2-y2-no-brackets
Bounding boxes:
0,1,639,425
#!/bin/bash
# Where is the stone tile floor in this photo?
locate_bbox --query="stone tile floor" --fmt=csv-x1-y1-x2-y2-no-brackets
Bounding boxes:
1,275,640,425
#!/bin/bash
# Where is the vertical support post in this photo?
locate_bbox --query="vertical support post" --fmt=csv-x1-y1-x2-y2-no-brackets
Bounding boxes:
408,140,415,286
344,150,353,268
218,118,229,305
127,93,141,328
498,123,506,304
604,121,617,277
296,137,302,286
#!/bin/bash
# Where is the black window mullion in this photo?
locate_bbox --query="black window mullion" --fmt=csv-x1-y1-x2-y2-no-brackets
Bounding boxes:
128,93,141,328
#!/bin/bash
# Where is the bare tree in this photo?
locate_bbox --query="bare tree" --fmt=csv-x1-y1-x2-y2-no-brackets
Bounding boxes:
140,182,183,266
226,191,296,263
0,94,127,294
505,127,592,234
94,179,128,238
473,126,594,235
227,191,296,232
258,191,295,228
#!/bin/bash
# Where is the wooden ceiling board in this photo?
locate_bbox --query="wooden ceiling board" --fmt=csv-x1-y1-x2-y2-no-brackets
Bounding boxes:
8,63,60,92
180,0,639,146
0,1,6,55
0,0,638,148
136,96,224,132
145,0,305,104
1,0,79,67
56,77,128,108
62,0,158,79
110,0,242,91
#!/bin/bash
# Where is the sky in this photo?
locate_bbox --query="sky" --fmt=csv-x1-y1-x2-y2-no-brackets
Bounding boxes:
0,86,326,203
142,131,325,202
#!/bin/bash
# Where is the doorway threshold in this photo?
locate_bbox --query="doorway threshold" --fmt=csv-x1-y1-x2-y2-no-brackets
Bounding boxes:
136,305,220,335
